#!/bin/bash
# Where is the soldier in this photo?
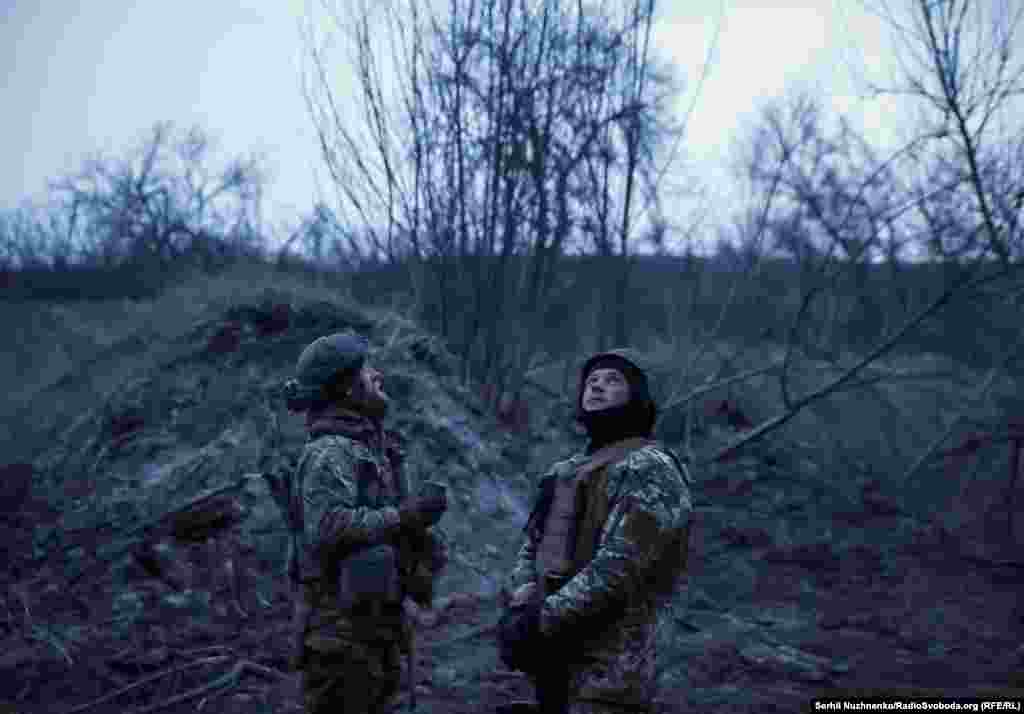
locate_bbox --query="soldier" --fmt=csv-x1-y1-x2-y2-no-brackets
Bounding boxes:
282,331,449,714
498,349,694,714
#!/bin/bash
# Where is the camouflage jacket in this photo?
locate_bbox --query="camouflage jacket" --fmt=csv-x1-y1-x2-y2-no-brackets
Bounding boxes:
504,441,693,708
292,406,447,649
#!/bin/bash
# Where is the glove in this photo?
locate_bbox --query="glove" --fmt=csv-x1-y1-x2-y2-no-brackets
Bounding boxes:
399,530,444,606
505,581,538,609
498,601,543,673
428,528,449,573
288,597,312,672
398,489,447,529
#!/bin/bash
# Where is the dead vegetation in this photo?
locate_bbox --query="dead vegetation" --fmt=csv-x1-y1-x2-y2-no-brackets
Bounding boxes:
0,258,1021,713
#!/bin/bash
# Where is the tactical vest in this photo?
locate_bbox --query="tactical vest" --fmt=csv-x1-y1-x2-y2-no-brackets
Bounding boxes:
288,425,407,589
535,474,580,577
288,428,407,667
333,456,404,611
528,438,693,600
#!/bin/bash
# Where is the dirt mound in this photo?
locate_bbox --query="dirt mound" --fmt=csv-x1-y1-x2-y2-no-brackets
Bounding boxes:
1,287,1022,713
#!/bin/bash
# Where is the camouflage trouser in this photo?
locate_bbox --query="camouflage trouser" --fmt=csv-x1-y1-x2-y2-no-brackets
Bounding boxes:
528,659,656,714
301,635,403,714
563,619,658,714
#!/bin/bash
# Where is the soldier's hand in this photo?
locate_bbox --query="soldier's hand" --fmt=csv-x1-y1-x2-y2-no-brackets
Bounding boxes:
507,581,539,608
428,528,449,572
398,493,447,529
497,601,543,673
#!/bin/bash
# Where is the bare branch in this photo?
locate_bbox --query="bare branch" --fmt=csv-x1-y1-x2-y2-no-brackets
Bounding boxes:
701,260,1016,466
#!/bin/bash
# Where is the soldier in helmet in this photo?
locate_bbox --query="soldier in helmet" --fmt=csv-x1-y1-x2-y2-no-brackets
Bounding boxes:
282,331,449,714
498,349,694,714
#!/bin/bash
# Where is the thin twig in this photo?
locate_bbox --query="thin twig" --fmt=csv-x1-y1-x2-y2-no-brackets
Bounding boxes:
899,326,1024,490
29,624,74,666
699,263,1014,466
176,644,237,659
131,660,288,714
668,137,787,405
660,359,786,415
62,655,231,714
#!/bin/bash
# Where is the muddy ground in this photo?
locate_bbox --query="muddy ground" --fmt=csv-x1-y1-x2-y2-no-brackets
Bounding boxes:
2,460,1022,714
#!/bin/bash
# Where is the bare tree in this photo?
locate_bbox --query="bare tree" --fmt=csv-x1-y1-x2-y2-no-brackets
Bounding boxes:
47,122,268,274
301,0,688,412
862,0,1024,262
853,0,1024,544
656,1,1024,551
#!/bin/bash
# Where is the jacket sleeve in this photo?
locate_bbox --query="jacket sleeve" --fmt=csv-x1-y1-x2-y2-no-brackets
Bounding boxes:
427,526,450,572
504,531,539,599
397,524,450,606
397,522,450,573
501,476,552,603
301,438,402,559
540,449,692,636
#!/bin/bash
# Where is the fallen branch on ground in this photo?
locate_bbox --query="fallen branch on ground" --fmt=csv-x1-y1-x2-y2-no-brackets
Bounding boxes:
63,655,232,714
132,659,288,714
62,654,289,714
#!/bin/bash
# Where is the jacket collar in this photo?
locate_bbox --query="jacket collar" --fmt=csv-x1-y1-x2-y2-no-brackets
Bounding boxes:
306,404,407,455
576,436,653,479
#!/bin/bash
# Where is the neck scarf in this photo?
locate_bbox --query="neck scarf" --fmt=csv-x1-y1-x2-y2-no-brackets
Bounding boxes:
577,400,654,454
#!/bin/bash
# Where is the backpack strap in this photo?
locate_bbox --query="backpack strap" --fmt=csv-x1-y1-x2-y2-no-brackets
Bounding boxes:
285,448,314,585
526,438,655,534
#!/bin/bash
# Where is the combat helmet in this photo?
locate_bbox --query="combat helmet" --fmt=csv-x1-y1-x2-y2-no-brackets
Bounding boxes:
284,331,370,411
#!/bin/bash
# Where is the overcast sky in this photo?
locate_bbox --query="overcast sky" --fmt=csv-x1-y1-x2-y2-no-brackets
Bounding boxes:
2,1,909,253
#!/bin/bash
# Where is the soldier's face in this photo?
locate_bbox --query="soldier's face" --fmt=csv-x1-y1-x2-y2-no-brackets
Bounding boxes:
582,368,630,412
364,364,387,398
351,363,389,416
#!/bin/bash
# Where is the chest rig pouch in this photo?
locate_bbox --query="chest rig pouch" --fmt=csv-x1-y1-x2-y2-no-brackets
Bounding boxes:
335,458,403,612
528,438,655,597
336,543,402,610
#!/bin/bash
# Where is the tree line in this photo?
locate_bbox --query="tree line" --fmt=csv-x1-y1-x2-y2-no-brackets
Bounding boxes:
3,0,1023,541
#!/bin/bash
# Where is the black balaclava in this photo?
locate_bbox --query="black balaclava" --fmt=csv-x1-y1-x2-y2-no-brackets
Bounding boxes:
575,353,657,454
